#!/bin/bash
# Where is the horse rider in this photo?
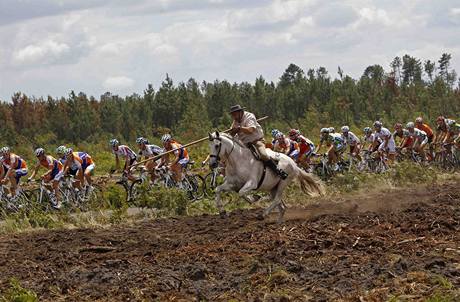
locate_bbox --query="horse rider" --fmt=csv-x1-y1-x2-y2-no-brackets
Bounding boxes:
229,104,288,179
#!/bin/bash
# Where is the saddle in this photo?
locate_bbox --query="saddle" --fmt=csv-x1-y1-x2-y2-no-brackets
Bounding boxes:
247,143,261,161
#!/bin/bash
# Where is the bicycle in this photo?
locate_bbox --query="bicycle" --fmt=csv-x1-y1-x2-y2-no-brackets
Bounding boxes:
203,166,224,198
0,183,32,215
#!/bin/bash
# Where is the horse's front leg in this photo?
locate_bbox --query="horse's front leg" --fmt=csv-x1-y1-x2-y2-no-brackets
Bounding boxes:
215,181,235,217
238,180,258,201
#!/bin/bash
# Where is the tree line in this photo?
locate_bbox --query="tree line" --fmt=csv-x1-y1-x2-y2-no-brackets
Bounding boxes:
0,53,459,150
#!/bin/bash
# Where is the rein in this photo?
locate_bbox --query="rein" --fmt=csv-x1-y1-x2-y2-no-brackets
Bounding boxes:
210,136,235,163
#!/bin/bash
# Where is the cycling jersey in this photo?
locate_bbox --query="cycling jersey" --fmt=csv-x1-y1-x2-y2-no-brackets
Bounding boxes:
293,135,315,156
342,131,360,146
416,123,433,138
167,141,189,167
2,153,27,170
408,128,427,140
375,127,396,153
2,153,28,184
325,133,345,151
139,144,163,157
39,155,64,181
112,145,137,160
274,138,300,160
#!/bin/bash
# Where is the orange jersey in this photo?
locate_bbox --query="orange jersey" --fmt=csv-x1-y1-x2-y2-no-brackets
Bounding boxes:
40,155,63,171
168,141,189,160
416,123,433,138
3,153,27,170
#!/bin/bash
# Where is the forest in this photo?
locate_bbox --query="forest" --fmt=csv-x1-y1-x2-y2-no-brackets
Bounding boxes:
0,53,458,151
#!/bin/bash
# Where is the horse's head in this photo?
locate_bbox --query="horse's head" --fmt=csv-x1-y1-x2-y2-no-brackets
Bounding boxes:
208,131,229,169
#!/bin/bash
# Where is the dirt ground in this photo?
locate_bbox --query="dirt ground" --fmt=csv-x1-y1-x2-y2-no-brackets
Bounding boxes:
0,182,459,301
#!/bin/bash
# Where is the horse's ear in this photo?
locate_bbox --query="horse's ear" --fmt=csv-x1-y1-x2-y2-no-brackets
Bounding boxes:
216,131,220,138
208,133,213,141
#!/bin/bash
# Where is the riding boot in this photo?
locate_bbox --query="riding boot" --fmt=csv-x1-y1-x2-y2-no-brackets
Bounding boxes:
264,159,288,180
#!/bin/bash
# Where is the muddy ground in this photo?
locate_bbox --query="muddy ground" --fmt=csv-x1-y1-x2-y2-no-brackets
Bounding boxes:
0,183,459,301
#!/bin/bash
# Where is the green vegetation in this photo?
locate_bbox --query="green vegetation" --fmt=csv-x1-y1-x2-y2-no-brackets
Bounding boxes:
0,53,458,168
0,279,38,302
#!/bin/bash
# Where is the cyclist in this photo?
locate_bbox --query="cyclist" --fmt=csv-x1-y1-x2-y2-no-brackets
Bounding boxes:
272,131,300,162
28,148,64,209
288,129,315,168
0,147,28,199
316,127,346,167
341,126,361,161
110,139,137,181
158,134,189,183
435,116,454,145
406,122,429,160
415,117,434,160
394,123,414,152
62,148,96,190
371,121,396,162
137,137,163,182
56,145,67,164
446,120,460,148
362,127,381,152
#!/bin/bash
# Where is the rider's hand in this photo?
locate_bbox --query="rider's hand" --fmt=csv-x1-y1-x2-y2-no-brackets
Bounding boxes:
230,127,240,136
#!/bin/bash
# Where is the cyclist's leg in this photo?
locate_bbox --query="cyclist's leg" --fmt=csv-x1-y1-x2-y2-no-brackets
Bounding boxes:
84,164,95,186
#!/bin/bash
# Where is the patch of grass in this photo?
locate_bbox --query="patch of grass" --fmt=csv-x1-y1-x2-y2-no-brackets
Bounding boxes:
0,278,38,302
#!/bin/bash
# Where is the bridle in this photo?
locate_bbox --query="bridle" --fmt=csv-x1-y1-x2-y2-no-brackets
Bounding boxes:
209,135,235,164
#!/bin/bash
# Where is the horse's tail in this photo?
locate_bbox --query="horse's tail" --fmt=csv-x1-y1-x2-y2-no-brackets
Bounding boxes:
297,167,325,196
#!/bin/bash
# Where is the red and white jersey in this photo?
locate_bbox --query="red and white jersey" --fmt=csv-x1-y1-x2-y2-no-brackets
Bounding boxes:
112,145,137,160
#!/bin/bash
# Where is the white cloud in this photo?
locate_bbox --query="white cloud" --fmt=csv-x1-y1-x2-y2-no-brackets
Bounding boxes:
358,7,392,26
103,76,135,91
13,40,70,65
0,0,459,100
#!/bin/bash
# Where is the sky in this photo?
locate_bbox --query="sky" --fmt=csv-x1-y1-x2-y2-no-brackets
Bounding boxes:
0,0,459,101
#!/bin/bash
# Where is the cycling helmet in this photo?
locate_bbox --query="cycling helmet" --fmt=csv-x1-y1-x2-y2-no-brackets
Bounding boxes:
0,147,10,155
341,126,350,133
320,128,330,134
56,145,67,154
373,121,382,128
35,148,45,157
406,122,415,129
363,127,372,134
274,131,284,140
329,127,335,133
415,117,423,124
110,139,119,146
394,123,402,130
402,129,410,137
161,134,172,143
447,119,456,127
271,129,280,138
136,137,145,144
288,129,300,138
64,148,73,156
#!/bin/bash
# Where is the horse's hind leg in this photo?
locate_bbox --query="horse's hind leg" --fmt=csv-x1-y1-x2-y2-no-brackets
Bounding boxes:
263,181,288,222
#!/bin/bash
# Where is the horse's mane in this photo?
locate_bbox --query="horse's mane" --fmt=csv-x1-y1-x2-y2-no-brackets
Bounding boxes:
217,132,247,149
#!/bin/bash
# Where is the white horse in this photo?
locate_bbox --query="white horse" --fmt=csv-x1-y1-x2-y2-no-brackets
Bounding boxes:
208,131,324,222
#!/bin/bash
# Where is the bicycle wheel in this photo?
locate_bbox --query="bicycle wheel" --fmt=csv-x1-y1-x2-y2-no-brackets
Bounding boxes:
183,174,203,201
204,172,223,198
129,179,144,205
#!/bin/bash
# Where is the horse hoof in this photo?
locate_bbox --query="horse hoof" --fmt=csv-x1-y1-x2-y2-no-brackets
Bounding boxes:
219,211,227,218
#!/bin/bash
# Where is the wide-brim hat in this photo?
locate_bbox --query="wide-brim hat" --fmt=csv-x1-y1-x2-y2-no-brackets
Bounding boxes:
229,104,245,113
